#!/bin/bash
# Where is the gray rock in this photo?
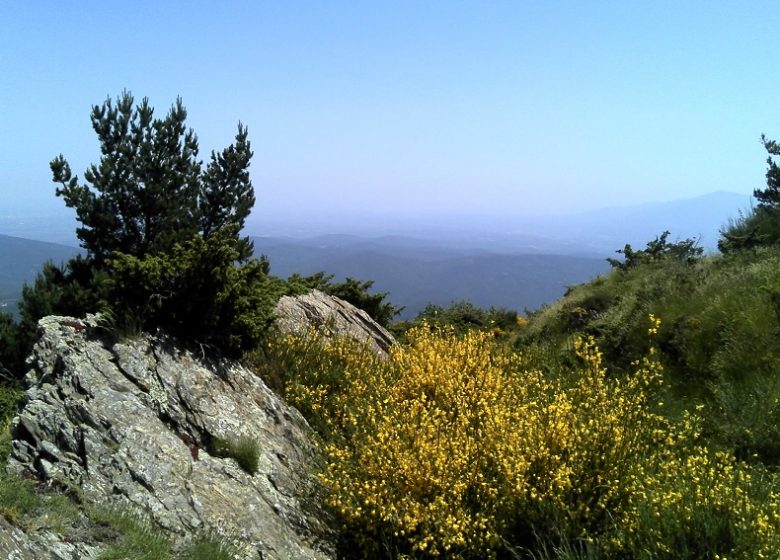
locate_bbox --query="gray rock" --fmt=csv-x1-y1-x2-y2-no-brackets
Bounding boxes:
7,315,335,560
275,289,396,357
0,515,101,560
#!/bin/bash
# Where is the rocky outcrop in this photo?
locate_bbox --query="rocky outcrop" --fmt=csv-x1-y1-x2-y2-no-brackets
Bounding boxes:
6,315,335,559
275,289,396,357
0,513,100,560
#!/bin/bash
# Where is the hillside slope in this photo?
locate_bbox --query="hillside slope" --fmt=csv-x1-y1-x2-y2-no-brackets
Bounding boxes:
520,245,780,465
0,234,79,313
253,236,609,318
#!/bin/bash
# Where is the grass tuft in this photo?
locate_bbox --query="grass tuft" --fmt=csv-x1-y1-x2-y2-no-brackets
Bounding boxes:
209,435,260,475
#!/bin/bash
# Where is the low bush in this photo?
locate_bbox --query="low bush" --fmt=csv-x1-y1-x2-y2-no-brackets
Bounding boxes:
522,246,780,466
185,535,239,560
272,319,780,559
102,230,281,358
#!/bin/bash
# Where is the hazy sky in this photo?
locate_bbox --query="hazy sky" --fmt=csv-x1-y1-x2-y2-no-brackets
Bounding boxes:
1,1,778,223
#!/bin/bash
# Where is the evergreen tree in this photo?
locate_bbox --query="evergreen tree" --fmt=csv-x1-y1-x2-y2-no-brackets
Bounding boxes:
754,134,780,208
720,134,780,252
50,91,255,261
28,92,271,357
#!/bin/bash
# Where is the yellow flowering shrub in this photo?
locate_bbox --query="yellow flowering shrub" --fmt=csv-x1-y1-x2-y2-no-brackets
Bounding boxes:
268,317,780,559
624,445,780,559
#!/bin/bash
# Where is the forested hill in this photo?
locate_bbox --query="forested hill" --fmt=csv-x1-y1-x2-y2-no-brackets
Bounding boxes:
0,234,79,313
252,235,609,318
0,231,610,321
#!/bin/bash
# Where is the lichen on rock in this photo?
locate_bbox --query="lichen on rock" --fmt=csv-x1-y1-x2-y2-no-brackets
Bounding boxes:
5,315,335,559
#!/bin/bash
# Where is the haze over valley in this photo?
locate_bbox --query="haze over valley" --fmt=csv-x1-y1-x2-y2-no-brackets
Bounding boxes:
0,190,751,319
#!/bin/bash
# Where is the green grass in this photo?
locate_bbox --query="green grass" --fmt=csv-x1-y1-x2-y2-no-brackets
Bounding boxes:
208,434,261,475
0,474,41,524
185,534,240,560
91,507,174,560
520,246,780,467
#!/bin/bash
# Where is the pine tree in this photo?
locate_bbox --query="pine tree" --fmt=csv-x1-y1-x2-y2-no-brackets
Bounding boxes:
754,134,780,208
50,91,255,261
35,92,270,357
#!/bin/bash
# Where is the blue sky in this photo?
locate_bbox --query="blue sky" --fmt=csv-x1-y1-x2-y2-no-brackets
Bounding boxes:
1,1,778,222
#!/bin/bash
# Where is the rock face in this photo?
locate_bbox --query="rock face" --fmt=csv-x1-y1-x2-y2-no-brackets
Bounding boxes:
6,315,334,559
275,289,396,357
0,514,101,560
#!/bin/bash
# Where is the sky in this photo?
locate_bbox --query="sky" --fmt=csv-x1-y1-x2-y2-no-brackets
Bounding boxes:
1,1,778,227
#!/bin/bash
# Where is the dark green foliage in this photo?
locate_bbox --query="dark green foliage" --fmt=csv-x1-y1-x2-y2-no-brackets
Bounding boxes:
198,124,255,260
0,313,22,379
0,234,79,316
719,134,780,252
607,230,703,271
51,91,254,262
323,277,401,328
398,300,521,336
0,257,102,379
18,258,100,333
102,230,277,357
286,272,402,328
718,205,780,252
22,92,273,357
754,134,780,208
0,383,24,461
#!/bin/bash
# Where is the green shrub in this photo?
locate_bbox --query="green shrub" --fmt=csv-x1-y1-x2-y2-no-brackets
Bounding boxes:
392,300,524,342
102,230,279,357
607,230,703,270
521,245,780,466
718,206,780,252
0,313,23,379
286,272,403,328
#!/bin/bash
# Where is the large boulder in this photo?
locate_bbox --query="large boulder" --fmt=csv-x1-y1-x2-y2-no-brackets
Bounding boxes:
275,290,396,357
6,315,335,559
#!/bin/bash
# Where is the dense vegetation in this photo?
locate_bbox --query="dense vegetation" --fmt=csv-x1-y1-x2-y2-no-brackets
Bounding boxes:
249,137,780,558
0,93,395,378
4,96,780,558
260,318,780,558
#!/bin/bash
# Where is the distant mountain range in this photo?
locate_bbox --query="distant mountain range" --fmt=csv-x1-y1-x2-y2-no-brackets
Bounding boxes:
0,191,755,319
0,234,80,314
251,235,609,318
245,191,753,255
